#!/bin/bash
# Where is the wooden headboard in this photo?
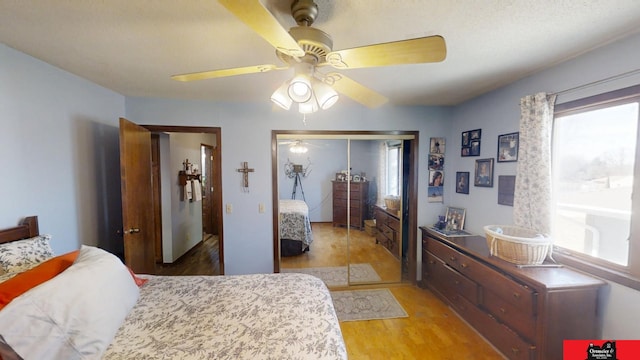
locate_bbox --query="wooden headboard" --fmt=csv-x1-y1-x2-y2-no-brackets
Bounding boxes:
0,216,39,244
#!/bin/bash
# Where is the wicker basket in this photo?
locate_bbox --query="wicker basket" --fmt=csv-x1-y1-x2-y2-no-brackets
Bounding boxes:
483,225,552,265
384,197,400,211
364,220,377,236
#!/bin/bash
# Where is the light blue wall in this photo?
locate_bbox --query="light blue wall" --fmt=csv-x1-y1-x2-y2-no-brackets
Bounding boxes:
276,139,381,223
0,44,125,256
2,29,640,338
277,139,348,222
447,32,640,340
125,98,452,274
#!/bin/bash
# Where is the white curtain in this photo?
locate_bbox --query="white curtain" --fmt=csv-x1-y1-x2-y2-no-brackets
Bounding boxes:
513,92,557,234
376,141,388,206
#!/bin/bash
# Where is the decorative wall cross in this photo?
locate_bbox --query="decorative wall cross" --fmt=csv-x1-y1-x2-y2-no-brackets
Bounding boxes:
236,162,254,189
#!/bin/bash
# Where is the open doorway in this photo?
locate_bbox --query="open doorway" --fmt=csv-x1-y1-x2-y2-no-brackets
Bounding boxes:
146,125,224,275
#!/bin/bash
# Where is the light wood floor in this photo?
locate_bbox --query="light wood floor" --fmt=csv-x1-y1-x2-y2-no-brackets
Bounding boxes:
157,227,503,359
281,223,402,283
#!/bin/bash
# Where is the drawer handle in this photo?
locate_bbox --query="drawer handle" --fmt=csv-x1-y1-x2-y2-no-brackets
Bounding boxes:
511,347,520,354
460,263,468,269
454,280,460,285
513,292,521,299
428,260,436,265
449,256,457,262
499,307,506,314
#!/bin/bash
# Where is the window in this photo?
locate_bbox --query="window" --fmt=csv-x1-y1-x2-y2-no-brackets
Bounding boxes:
552,85,640,283
386,142,402,196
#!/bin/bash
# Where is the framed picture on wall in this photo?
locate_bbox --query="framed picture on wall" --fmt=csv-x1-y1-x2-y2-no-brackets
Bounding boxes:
469,140,481,156
429,154,444,170
461,131,470,147
474,158,494,187
497,132,519,162
470,129,482,140
430,137,445,154
455,172,470,194
429,170,444,187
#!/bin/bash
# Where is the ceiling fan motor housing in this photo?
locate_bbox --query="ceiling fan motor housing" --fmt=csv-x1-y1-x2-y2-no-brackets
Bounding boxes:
291,0,318,26
277,26,333,65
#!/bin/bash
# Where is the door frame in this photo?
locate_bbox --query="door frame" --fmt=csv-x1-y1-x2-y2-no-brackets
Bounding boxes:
271,130,419,284
144,125,224,275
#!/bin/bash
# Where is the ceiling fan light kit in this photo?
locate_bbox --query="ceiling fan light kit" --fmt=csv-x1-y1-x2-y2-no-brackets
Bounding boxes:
289,140,309,154
173,0,446,114
270,81,294,110
313,80,339,110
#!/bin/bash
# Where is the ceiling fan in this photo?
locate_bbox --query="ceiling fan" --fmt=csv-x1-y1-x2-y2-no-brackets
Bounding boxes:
278,139,320,153
171,0,447,113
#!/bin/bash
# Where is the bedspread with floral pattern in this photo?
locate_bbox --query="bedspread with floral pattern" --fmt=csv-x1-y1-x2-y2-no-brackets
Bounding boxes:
104,273,346,360
279,199,313,249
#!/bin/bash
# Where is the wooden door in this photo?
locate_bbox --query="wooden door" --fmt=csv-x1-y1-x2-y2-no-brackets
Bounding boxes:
151,134,163,263
119,117,155,274
201,144,215,235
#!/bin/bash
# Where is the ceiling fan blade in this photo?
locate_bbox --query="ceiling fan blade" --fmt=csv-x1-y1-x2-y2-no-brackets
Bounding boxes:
171,64,284,82
323,35,446,69
327,73,388,108
218,0,305,58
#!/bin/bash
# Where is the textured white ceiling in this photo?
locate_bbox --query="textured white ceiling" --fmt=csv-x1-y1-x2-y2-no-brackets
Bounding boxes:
1,0,640,106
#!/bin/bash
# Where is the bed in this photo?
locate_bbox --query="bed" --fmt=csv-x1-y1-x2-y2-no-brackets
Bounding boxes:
0,216,346,360
279,199,314,257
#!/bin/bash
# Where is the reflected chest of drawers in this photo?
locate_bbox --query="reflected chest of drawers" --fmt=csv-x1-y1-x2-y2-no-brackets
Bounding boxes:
420,227,605,360
332,181,368,230
374,205,400,259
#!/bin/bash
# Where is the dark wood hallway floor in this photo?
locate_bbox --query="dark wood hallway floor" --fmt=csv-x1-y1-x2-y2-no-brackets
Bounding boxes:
155,234,221,276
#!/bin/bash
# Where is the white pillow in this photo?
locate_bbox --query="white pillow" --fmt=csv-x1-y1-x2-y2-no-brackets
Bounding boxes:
0,272,17,284
0,245,140,360
0,234,54,274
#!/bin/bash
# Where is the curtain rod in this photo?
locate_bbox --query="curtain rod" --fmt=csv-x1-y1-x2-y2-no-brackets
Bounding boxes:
551,68,640,96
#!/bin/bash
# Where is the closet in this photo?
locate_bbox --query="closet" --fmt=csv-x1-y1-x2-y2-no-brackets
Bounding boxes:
272,131,418,286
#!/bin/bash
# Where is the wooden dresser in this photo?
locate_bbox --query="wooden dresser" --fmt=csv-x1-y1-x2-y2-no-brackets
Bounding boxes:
420,227,605,360
374,205,400,259
332,181,368,230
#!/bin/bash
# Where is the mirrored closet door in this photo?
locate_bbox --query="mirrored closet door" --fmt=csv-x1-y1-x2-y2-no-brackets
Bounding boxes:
273,132,416,287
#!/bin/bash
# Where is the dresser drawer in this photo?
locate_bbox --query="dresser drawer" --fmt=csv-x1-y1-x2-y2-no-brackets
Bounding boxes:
389,237,400,257
334,191,348,201
424,236,461,267
334,182,347,191
483,289,536,342
425,236,535,315
382,226,395,241
425,252,479,304
387,216,400,231
478,271,535,316
457,294,536,360
376,231,388,246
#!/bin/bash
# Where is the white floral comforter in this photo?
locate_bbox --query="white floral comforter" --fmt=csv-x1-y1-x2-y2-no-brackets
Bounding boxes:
104,273,346,360
280,199,314,248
